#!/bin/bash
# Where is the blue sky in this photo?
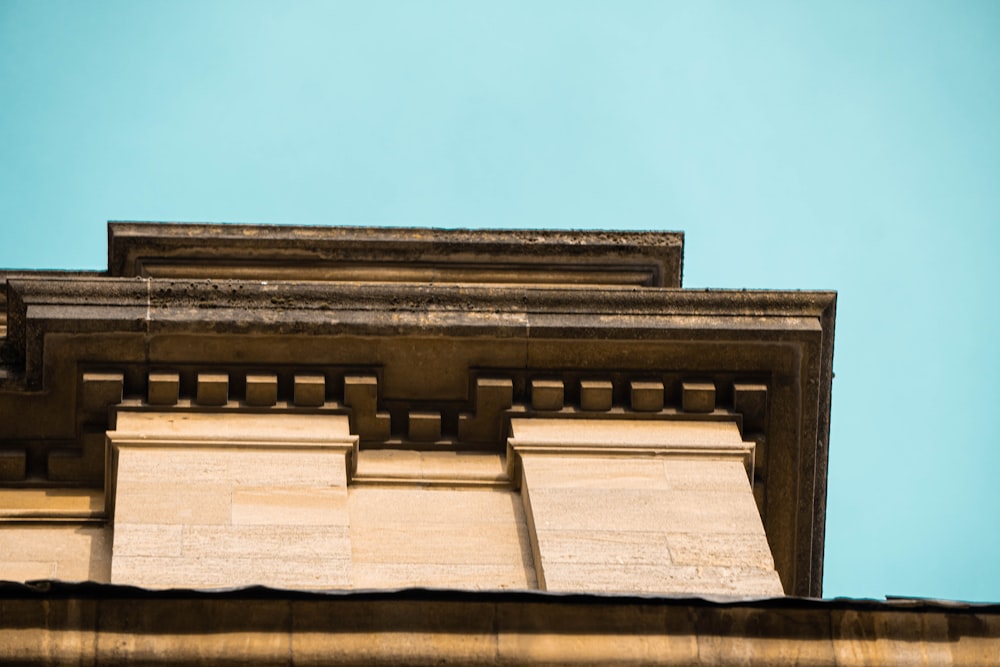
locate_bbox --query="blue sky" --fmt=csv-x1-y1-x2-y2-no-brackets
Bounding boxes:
2,1,998,601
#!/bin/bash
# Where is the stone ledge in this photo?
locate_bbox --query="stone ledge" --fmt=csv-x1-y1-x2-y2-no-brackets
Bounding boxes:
0,587,997,666
107,223,685,288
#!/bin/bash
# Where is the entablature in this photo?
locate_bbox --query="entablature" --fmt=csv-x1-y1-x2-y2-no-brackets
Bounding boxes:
0,225,834,597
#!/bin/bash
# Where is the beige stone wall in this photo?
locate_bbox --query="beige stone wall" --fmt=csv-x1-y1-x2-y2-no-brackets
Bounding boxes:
2,488,535,591
349,486,535,589
2,413,781,597
510,418,784,597
111,459,534,590
0,488,111,583
108,412,356,589
348,449,535,589
106,412,534,591
111,446,353,589
0,524,110,582
521,456,781,595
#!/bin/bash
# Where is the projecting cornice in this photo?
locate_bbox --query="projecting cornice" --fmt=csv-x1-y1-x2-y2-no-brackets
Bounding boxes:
0,223,835,597
107,222,685,287
3,278,833,376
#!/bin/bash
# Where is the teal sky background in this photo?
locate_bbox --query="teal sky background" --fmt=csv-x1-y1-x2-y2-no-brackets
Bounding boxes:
2,1,998,601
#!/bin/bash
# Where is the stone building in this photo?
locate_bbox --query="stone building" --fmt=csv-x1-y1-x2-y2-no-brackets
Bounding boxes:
0,223,996,664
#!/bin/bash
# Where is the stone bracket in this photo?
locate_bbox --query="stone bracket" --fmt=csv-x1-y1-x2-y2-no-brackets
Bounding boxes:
457,377,514,443
46,372,124,485
343,375,391,442
3,367,768,488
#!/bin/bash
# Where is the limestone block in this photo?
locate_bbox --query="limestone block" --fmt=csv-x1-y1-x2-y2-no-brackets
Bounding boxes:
294,374,325,407
524,487,765,536
116,448,348,487
112,482,234,525
349,487,524,526
579,380,613,411
263,557,353,590
541,563,783,597
182,525,351,559
510,418,746,450
517,445,777,596
682,381,716,413
108,413,358,590
733,383,768,432
60,549,108,582
662,458,751,491
147,372,180,406
244,373,278,406
196,373,229,406
532,529,672,565
111,412,354,447
351,522,530,565
231,486,349,526
530,379,564,411
355,450,506,482
112,485,352,588
667,532,776,569
408,411,441,441
80,372,124,414
523,455,669,490
47,432,105,483
0,449,26,481
0,488,103,517
523,486,673,534
112,555,352,590
348,487,535,590
352,563,533,590
354,449,421,477
343,375,390,441
415,452,505,481
2,561,56,580
457,377,513,443
112,524,183,557
630,380,664,412
0,524,111,583
660,490,768,535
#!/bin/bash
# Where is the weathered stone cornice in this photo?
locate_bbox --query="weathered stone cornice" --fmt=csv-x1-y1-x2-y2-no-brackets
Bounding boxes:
4,278,834,384
0,224,835,598
108,222,685,287
8,277,834,316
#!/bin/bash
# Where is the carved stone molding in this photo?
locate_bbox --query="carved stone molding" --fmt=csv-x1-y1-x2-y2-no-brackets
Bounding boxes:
0,224,835,596
107,223,685,288
1,367,769,484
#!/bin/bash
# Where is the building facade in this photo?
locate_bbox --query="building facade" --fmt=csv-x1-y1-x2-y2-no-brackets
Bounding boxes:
0,223,996,664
